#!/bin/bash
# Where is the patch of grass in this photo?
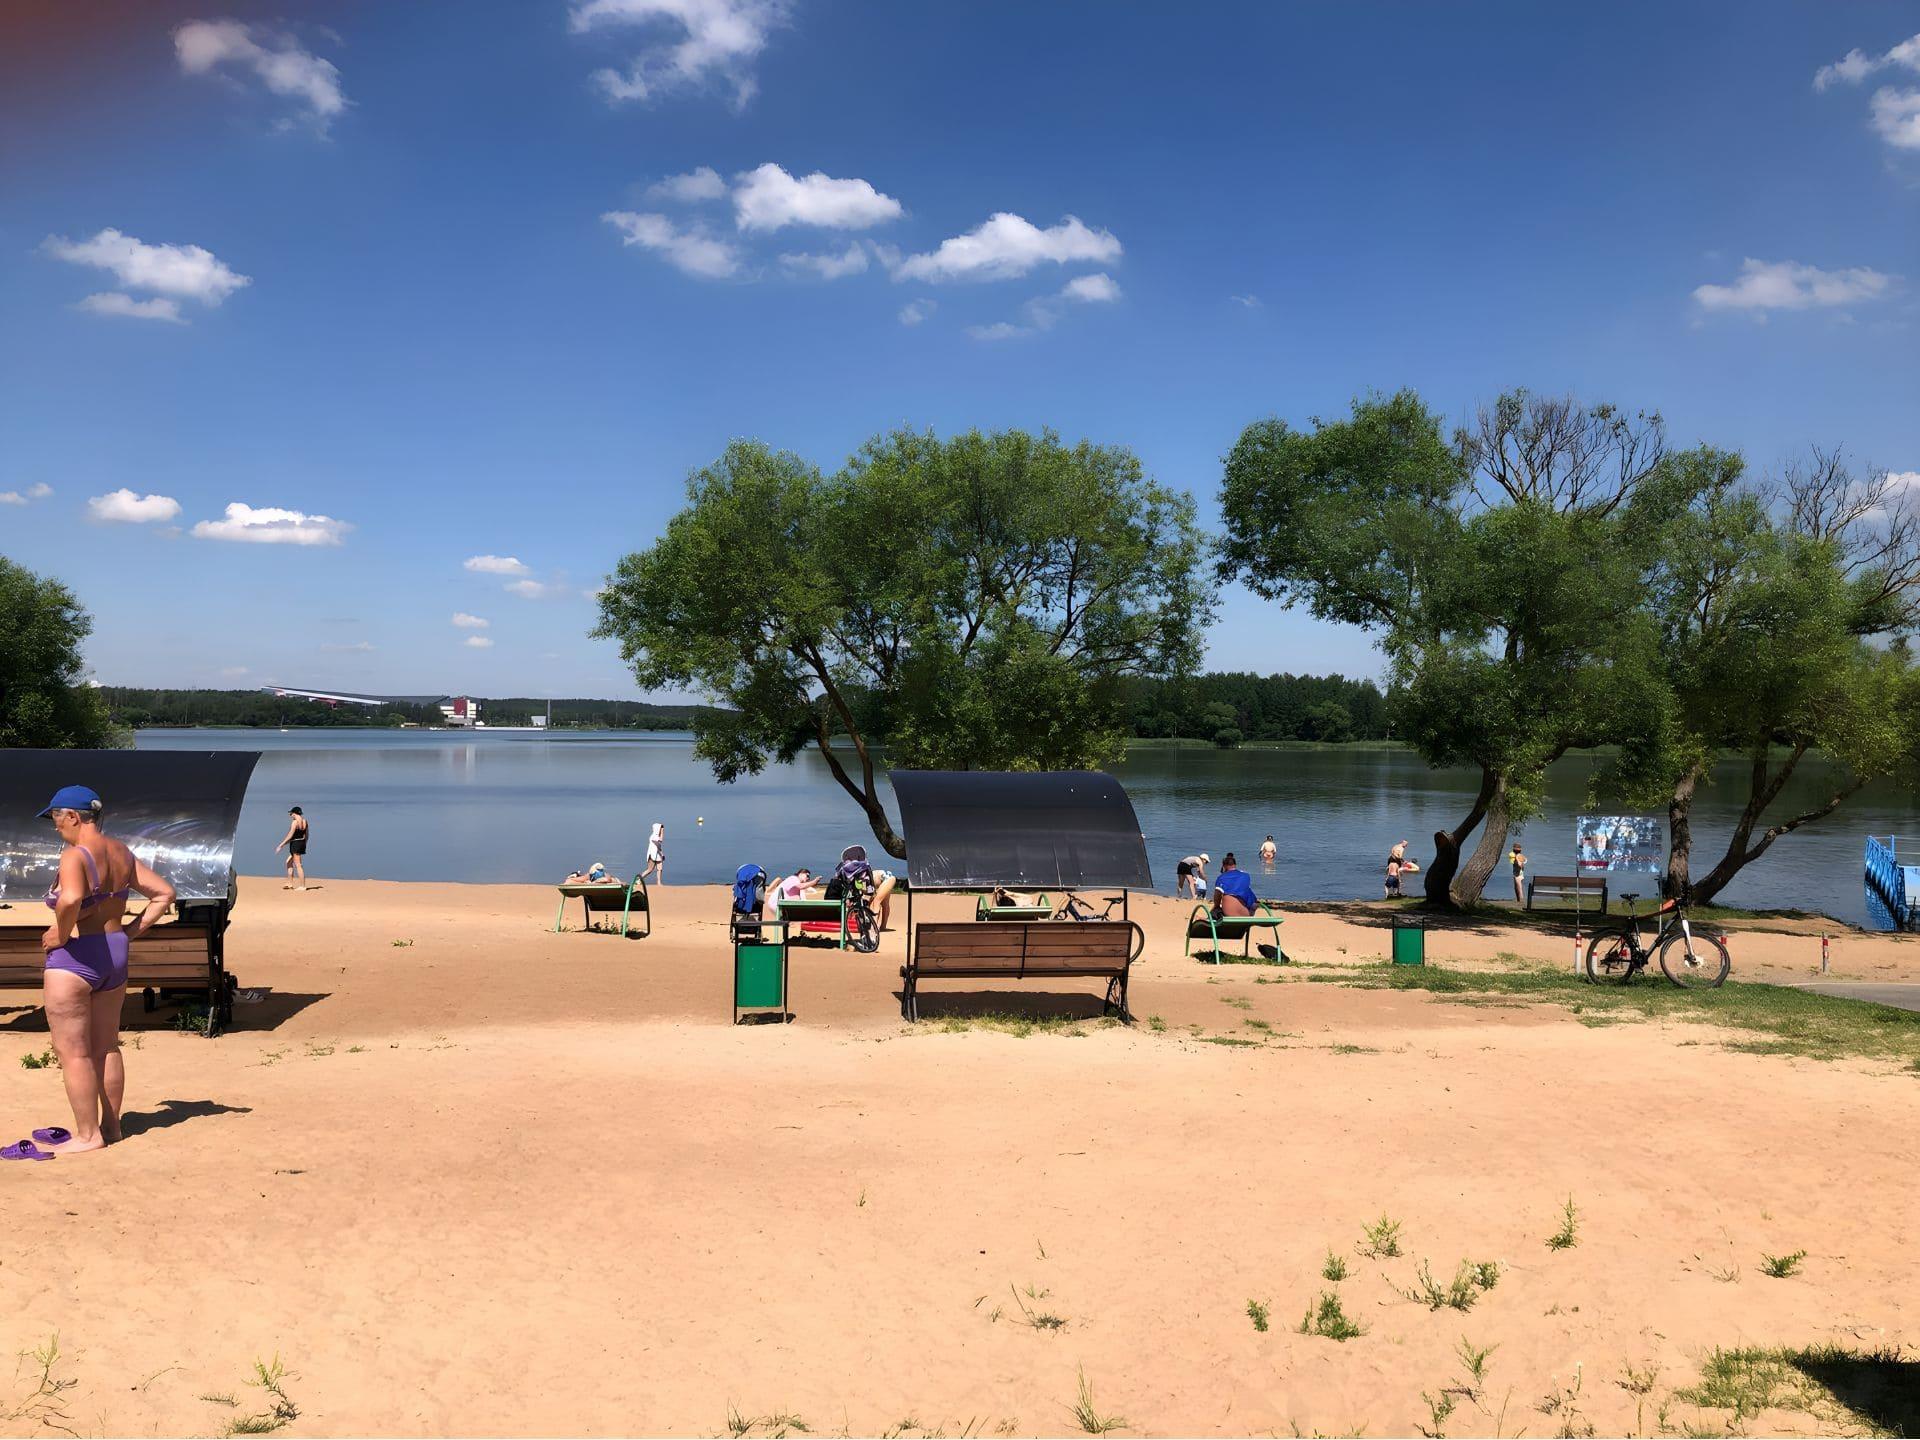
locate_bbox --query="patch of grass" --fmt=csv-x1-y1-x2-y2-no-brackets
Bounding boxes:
1196,1034,1260,1048
216,1355,298,1438
303,1042,335,1058
1322,1249,1349,1282
1298,1291,1368,1341
3,1333,76,1432
1246,1299,1270,1333
1456,1339,1498,1394
1245,1018,1273,1032
928,1013,1111,1038
18,1048,56,1070
1146,1015,1166,1033
390,938,414,947
1306,957,1920,1070
1326,1043,1379,1054
1357,1213,1403,1259
1546,1195,1580,1251
1398,1260,1494,1312
1009,1283,1067,1331
1219,995,1253,1011
1067,1368,1126,1435
1537,1366,1592,1438
171,1003,211,1032
1758,1248,1807,1278
1415,1388,1456,1439
726,1406,811,1437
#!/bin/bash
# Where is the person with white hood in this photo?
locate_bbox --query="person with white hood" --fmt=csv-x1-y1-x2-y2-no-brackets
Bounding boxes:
642,822,665,884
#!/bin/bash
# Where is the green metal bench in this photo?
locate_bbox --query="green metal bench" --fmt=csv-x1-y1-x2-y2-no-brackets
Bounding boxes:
975,891,1052,921
1184,900,1286,963
552,877,650,938
777,896,847,948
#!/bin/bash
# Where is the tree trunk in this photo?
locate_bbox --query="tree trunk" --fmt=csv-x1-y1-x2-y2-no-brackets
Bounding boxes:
1451,772,1513,907
1687,753,1867,907
1664,762,1703,904
1424,766,1500,908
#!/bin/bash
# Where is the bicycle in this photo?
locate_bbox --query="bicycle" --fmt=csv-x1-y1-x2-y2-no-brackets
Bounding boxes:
1583,890,1730,988
1052,892,1126,922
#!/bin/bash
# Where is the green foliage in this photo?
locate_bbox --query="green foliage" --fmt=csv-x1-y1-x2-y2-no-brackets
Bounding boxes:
1759,1249,1807,1278
1246,1298,1270,1332
1298,1290,1367,1341
595,429,1212,854
0,556,118,748
99,687,713,730
1122,670,1388,742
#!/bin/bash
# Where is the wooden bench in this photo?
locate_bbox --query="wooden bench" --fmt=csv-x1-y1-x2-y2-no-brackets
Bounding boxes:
1525,874,1607,912
900,920,1144,1022
552,878,651,938
0,907,236,1036
1184,901,1287,963
975,892,1053,921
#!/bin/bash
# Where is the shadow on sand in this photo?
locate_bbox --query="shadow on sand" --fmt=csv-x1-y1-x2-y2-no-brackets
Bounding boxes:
1788,1348,1920,1436
0,991,330,1034
119,1098,253,1139
896,989,1118,1023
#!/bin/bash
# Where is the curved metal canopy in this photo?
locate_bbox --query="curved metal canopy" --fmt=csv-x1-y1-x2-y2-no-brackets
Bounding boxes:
890,770,1153,891
0,750,261,904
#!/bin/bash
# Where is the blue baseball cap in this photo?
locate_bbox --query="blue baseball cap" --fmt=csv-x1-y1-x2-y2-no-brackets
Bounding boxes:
36,785,101,818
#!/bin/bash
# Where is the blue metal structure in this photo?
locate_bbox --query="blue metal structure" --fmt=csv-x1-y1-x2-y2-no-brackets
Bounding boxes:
1863,835,1920,930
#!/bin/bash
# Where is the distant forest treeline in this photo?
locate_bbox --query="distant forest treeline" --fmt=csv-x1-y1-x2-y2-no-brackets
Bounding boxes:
101,675,1390,744
100,688,720,730
1119,672,1390,743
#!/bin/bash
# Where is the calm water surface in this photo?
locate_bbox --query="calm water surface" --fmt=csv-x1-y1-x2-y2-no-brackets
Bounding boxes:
134,728,1919,924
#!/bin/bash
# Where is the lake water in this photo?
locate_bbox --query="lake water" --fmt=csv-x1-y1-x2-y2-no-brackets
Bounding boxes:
133,728,1918,924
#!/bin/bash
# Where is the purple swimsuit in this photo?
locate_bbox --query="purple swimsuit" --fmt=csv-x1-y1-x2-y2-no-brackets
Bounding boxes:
43,845,131,993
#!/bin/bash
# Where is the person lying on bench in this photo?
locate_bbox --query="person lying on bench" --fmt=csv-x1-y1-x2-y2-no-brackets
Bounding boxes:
991,886,1044,908
764,868,819,919
1212,854,1259,917
563,861,621,885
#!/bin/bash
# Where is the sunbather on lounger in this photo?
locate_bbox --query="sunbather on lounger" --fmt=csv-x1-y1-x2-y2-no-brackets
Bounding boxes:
564,862,620,885
764,868,819,919
1212,854,1258,918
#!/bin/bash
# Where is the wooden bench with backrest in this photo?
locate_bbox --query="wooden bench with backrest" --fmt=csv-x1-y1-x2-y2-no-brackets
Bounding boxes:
900,920,1144,1023
0,903,236,1035
1525,874,1607,912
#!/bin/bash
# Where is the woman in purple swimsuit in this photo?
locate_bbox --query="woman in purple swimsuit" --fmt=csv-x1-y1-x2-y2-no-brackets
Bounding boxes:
5,785,175,1161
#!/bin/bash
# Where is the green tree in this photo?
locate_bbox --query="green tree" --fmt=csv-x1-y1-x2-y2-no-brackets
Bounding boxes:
593,429,1212,856
1219,390,1673,906
1302,700,1352,743
1617,448,1920,904
0,556,117,748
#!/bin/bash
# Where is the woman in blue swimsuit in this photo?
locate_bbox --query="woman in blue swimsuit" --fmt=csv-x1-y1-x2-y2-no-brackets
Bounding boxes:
6,785,175,1161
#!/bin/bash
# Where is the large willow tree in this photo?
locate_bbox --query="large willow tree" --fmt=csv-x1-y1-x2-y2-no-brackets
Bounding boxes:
593,428,1211,856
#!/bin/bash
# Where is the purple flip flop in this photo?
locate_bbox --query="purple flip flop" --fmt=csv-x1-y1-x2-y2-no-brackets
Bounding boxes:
32,1127,70,1147
1,1139,53,1162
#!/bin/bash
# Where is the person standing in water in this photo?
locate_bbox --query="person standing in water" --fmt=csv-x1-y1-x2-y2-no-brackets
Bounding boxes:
6,786,175,1160
275,806,310,890
1259,834,1277,867
643,821,665,884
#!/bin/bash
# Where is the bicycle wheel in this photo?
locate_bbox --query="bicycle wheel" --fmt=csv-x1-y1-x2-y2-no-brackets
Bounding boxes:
1658,927,1730,988
1584,930,1640,984
848,899,879,953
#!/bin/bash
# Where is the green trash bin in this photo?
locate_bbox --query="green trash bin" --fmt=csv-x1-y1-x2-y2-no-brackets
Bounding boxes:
1391,922,1425,966
734,937,790,1023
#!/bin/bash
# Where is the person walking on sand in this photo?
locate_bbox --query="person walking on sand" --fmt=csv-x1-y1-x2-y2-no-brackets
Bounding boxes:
275,806,309,890
4,786,175,1162
643,821,665,884
1510,842,1528,905
1259,834,1277,867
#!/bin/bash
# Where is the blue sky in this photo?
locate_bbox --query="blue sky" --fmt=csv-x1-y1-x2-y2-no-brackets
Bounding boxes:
2,1,1916,698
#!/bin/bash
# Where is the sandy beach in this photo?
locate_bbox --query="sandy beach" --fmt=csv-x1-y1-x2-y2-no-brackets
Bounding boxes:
2,881,1917,1437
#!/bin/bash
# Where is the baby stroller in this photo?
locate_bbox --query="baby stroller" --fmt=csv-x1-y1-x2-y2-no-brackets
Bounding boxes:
824,845,880,953
731,863,768,941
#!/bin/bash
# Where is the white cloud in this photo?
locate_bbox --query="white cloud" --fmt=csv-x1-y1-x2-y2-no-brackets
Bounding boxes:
28,483,51,499
463,635,495,649
647,166,727,202
570,0,789,110
0,494,23,506
966,320,1031,342
174,19,346,132
1232,293,1262,309
1814,31,1920,89
506,578,551,599
1,482,53,506
732,163,903,232
192,502,350,545
779,243,868,280
894,212,1122,283
320,641,374,653
1061,272,1121,303
1870,87,1920,149
603,210,742,278
464,554,531,576
1693,258,1897,313
451,612,491,629
78,292,186,324
43,229,250,307
898,298,935,327
86,488,182,523
1886,470,1920,494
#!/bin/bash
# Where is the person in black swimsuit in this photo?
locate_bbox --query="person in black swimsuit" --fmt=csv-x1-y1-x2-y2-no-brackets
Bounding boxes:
276,805,310,890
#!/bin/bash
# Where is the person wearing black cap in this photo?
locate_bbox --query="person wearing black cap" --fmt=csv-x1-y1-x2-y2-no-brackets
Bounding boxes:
275,806,310,890
3,786,175,1161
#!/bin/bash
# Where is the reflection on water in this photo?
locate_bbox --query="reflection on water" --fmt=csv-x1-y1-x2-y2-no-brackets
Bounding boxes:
132,729,1920,924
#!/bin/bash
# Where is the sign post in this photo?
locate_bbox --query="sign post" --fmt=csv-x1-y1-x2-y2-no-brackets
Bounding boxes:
1574,815,1666,979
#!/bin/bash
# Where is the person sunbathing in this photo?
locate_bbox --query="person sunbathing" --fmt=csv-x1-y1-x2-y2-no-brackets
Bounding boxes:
1211,854,1259,917
564,862,621,885
764,868,819,918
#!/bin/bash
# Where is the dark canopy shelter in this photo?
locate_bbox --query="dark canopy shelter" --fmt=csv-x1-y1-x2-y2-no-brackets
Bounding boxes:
0,749,261,904
890,770,1154,891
